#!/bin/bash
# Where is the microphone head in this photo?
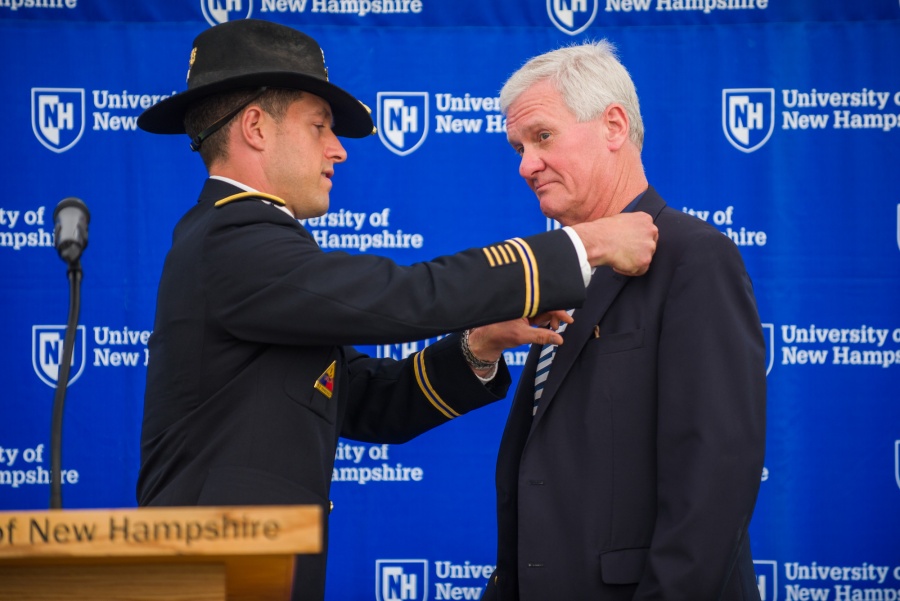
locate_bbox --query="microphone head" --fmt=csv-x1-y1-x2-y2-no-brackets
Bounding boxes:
54,197,90,264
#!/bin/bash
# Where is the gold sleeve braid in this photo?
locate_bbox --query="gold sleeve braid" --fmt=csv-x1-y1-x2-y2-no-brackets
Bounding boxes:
480,238,540,319
413,348,460,419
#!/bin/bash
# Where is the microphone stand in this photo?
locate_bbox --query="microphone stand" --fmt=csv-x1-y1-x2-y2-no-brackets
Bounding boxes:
50,260,82,510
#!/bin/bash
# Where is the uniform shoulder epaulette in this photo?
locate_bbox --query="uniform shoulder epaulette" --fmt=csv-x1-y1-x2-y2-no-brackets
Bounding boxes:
214,191,287,208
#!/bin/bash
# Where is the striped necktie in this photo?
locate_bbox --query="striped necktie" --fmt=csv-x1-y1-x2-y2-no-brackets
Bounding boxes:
533,318,570,415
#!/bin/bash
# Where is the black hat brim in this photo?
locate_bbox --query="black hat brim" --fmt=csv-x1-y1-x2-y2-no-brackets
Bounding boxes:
137,71,374,139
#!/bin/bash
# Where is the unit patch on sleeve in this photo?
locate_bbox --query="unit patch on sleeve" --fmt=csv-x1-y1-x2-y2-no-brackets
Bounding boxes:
314,360,336,399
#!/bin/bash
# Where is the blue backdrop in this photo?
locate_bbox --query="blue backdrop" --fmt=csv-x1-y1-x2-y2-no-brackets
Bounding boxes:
2,1,899,599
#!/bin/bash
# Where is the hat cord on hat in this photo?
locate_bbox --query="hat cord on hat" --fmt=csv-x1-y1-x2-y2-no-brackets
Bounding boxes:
190,87,268,152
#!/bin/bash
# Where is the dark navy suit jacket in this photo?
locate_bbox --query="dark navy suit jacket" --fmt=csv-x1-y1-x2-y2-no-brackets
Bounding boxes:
485,187,766,601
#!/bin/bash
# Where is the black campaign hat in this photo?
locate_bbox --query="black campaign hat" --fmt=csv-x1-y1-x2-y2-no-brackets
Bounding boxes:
138,19,374,138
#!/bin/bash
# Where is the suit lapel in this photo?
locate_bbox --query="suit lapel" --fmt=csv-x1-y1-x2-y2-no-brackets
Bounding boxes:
497,344,543,480
529,267,629,426
505,344,541,428
529,187,668,428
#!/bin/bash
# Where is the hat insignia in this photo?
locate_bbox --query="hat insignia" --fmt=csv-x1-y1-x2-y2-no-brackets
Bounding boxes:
186,47,197,83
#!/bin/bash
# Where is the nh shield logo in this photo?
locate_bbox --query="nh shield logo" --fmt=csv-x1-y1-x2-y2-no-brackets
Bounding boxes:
378,92,429,156
723,88,774,153
754,560,778,601
547,0,598,36
376,559,428,601
201,0,253,26
894,440,900,491
761,323,774,376
32,325,86,388
31,88,85,153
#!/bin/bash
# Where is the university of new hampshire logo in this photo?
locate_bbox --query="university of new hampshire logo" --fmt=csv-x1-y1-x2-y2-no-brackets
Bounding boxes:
722,88,775,153
761,323,774,376
894,440,900,491
201,0,253,26
754,560,778,601
32,325,86,388
31,88,85,153
376,559,428,601
547,0,598,36
377,92,429,156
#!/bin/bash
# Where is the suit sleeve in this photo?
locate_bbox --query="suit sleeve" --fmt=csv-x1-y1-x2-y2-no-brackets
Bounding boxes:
635,231,767,599
338,333,512,443
203,202,586,347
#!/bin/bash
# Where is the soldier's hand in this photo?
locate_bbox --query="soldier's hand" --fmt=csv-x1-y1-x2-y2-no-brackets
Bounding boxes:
571,212,658,276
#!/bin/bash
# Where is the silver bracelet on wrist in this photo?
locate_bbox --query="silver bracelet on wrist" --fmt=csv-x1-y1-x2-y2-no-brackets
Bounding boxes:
461,329,500,370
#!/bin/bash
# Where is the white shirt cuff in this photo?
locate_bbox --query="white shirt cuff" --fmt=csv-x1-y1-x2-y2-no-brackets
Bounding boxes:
562,226,592,287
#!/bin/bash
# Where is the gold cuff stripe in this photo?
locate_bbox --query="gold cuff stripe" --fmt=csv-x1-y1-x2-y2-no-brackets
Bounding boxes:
482,247,497,267
507,237,540,318
413,349,459,419
214,192,287,207
483,244,519,267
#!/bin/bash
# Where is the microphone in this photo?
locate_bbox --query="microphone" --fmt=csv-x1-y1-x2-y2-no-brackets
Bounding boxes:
53,197,90,264
49,197,89,509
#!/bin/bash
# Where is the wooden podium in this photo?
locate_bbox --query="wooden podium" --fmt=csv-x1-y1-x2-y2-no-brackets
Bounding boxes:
0,505,321,601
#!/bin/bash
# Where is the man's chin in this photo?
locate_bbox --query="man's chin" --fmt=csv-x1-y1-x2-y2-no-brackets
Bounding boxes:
296,199,330,220
539,202,567,225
